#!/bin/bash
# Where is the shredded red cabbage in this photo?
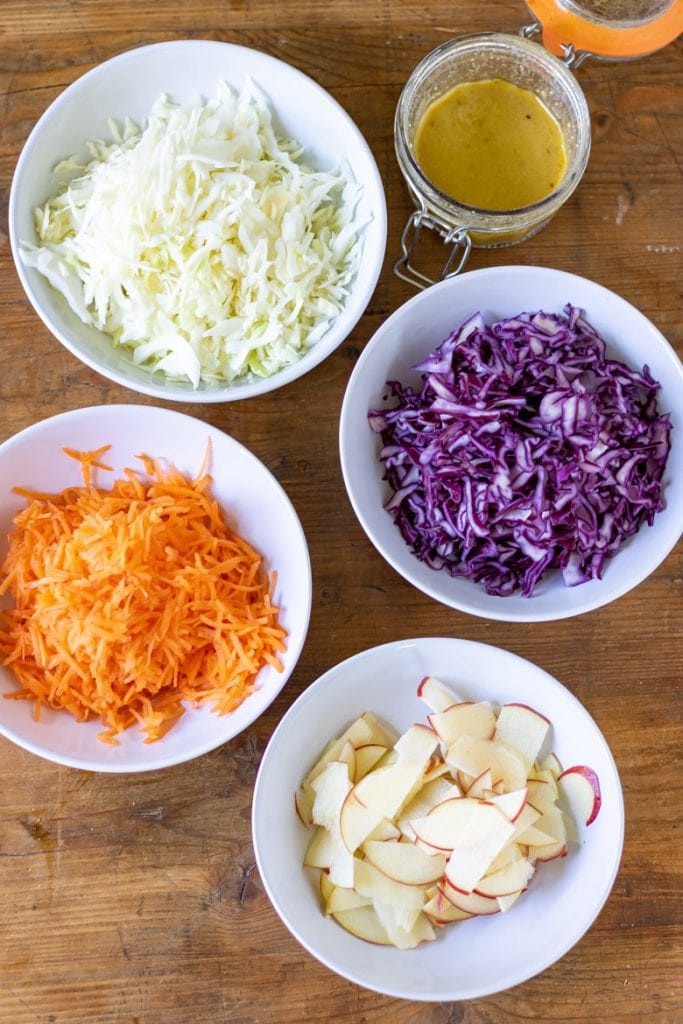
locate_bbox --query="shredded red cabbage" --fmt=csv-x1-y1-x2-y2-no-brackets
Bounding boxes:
369,305,672,597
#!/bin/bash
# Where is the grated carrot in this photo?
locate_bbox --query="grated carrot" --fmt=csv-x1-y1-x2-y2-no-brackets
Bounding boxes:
0,444,287,744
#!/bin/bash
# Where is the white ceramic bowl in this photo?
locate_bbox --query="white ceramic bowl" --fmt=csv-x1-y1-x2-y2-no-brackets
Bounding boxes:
252,637,624,1001
0,405,311,771
9,40,387,402
340,265,683,622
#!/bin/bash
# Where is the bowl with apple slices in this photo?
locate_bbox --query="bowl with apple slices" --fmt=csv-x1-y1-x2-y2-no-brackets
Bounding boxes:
252,637,623,1000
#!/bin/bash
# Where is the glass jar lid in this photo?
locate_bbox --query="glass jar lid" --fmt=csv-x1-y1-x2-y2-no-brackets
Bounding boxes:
525,0,683,58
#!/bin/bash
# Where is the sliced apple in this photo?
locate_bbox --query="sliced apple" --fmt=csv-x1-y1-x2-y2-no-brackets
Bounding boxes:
354,743,389,781
397,777,461,840
540,751,564,778
485,787,528,823
514,823,557,847
332,905,392,945
410,797,478,852
429,701,497,747
311,761,352,828
362,839,446,886
494,703,551,773
339,791,384,854
296,713,396,824
528,767,559,798
530,802,567,845
446,734,527,793
320,870,334,905
526,777,557,809
354,858,427,913
366,818,401,842
311,762,355,886
457,769,477,792
304,827,336,870
422,757,451,785
423,891,473,924
393,722,441,762
486,841,523,875
417,675,459,712
530,839,567,862
497,889,524,913
340,724,440,852
338,739,357,783
506,801,540,840
444,801,515,893
372,901,436,950
325,885,372,915
465,769,493,798
439,880,500,916
474,858,534,898
558,765,602,826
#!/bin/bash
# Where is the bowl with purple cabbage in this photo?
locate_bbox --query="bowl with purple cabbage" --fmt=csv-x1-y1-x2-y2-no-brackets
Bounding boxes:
339,266,683,621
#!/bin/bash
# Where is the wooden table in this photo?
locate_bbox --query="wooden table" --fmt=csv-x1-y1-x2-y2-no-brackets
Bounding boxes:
0,2,681,1021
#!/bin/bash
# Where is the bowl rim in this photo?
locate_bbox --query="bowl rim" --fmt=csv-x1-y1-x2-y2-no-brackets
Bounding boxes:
0,403,313,771
8,39,388,404
339,264,683,622
252,635,625,1000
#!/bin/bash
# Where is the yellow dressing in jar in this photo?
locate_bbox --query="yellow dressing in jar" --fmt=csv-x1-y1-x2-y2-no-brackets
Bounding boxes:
413,78,567,211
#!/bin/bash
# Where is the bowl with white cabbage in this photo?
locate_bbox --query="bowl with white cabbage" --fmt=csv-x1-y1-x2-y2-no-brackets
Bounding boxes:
10,40,387,402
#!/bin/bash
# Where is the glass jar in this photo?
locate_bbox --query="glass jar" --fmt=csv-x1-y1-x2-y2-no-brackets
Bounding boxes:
394,32,591,289
525,0,682,60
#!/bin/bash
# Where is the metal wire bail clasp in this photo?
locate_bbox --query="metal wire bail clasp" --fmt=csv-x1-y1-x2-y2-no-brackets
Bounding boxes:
518,20,591,69
393,210,472,290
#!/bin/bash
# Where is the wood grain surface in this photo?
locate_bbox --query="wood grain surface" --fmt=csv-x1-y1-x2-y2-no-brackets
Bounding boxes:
0,2,681,1022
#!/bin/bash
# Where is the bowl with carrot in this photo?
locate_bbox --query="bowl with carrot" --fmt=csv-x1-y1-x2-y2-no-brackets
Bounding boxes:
0,404,311,771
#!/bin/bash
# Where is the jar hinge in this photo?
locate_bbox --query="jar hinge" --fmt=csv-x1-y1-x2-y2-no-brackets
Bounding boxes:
518,20,590,68
393,211,472,290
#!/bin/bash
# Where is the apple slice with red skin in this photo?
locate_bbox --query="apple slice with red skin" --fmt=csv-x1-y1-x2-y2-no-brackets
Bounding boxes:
439,880,500,916
332,905,392,945
354,743,389,782
354,858,428,912
417,675,460,712
526,778,556,810
428,701,497,748
443,801,515,893
474,857,534,898
325,886,371,915
339,790,384,854
361,839,446,886
423,891,473,924
296,712,397,824
410,796,479,852
465,769,493,799
397,777,461,840
508,802,542,842
530,840,568,863
558,765,602,825
485,788,528,823
446,734,527,793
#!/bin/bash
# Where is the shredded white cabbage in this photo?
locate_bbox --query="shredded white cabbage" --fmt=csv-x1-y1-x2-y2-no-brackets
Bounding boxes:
22,81,365,388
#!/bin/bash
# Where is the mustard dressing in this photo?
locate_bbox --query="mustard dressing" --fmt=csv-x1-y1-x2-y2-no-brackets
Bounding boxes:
414,78,567,211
